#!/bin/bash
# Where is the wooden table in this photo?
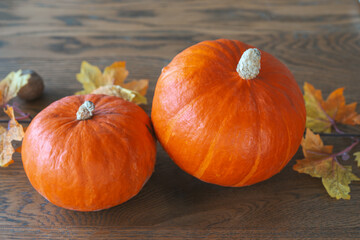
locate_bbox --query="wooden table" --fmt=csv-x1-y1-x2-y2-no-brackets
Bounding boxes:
1,0,360,239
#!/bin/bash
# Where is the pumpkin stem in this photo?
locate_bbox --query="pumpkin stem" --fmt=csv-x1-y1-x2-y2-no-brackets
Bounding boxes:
236,48,261,80
76,101,95,120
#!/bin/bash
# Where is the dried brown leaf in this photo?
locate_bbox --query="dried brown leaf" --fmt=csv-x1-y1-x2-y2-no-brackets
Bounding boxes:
293,129,360,200
304,82,360,133
0,107,25,167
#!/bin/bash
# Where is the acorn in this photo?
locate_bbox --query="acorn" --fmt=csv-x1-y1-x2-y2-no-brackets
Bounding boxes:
17,70,44,101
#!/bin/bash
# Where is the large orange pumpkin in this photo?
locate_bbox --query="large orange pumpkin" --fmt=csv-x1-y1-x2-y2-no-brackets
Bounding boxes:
152,39,306,187
22,94,156,211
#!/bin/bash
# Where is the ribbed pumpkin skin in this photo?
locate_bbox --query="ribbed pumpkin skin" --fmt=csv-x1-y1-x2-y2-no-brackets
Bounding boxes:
152,39,306,187
22,94,156,211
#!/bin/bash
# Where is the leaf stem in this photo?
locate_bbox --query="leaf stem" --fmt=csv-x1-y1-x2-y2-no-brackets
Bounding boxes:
316,97,346,135
7,104,33,121
331,121,345,134
332,138,359,158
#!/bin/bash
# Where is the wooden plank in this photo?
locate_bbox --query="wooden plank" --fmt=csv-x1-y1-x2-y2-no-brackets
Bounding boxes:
0,0,359,238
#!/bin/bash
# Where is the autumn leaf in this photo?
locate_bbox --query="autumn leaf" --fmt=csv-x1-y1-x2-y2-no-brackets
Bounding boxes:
102,61,129,86
354,152,360,168
76,61,149,104
122,79,149,96
0,106,25,167
92,85,147,105
304,82,360,133
293,128,360,200
15,146,22,153
0,70,32,105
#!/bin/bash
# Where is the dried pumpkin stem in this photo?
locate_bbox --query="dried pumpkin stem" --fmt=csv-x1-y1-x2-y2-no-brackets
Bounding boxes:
76,101,95,120
237,48,261,80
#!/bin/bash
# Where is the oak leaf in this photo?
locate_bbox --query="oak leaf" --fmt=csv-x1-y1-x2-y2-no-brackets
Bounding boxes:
76,61,149,104
0,70,32,105
0,106,25,167
293,128,360,200
304,82,360,133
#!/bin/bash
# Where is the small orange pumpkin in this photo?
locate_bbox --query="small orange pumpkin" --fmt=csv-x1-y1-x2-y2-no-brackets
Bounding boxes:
22,94,156,211
152,39,306,187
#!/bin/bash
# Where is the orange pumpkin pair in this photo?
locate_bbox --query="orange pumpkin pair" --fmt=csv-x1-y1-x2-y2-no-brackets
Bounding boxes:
22,39,305,211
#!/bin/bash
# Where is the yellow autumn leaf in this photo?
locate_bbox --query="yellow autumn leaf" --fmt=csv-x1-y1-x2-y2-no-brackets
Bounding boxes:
0,70,32,105
0,106,25,167
122,79,149,96
304,82,360,133
75,61,102,95
304,83,331,133
75,61,149,105
354,152,360,168
102,61,129,86
293,128,360,200
92,85,147,105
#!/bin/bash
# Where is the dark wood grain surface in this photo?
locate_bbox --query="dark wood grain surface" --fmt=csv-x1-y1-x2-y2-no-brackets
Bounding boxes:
1,0,360,239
